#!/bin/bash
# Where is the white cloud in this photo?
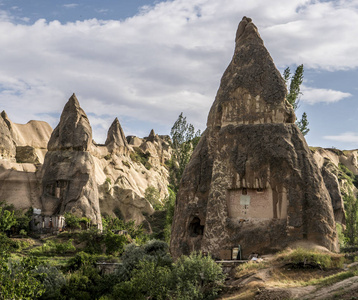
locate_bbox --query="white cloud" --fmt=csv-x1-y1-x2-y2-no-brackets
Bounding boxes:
0,0,357,143
63,4,78,9
324,132,358,144
301,86,352,104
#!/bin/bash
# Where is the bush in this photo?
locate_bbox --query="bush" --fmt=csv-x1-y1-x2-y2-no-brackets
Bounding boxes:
115,249,224,300
171,252,225,300
104,230,130,255
34,265,66,300
130,147,151,169
66,251,97,271
113,260,171,300
79,228,104,254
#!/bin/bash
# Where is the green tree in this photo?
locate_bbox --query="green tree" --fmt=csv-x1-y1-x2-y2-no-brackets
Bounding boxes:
0,205,17,233
144,186,162,210
169,112,201,192
283,64,310,136
0,255,45,300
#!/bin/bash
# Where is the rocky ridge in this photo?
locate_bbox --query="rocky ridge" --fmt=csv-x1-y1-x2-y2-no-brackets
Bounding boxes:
0,94,171,228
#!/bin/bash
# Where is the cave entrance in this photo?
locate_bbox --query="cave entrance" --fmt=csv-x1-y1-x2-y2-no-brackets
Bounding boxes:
189,217,204,237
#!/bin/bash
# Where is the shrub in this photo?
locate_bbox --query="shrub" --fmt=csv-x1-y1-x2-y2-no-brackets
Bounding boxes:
104,230,129,255
130,147,151,169
171,252,225,300
34,265,66,300
66,251,97,271
64,212,81,231
79,229,104,254
113,260,171,300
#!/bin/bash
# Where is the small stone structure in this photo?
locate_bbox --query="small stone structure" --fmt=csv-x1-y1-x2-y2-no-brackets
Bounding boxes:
30,208,65,233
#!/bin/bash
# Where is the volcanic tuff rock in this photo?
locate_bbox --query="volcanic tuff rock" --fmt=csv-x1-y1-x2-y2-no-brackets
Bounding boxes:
0,113,15,159
0,111,52,210
170,17,338,259
0,94,170,226
41,94,102,227
105,117,128,153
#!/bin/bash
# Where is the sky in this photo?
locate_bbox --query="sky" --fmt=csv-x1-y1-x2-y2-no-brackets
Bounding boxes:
0,0,357,150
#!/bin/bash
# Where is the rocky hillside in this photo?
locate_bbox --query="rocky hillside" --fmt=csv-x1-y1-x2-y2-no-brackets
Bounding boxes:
0,94,171,228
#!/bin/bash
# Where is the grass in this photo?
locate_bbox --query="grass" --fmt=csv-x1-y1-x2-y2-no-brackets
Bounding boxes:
235,261,268,277
276,248,345,269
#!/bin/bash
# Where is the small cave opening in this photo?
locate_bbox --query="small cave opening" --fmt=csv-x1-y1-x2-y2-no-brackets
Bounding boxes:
189,217,204,237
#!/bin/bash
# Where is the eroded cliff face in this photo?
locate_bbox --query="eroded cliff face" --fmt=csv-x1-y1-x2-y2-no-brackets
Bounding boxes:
312,147,358,226
0,110,51,210
170,17,338,259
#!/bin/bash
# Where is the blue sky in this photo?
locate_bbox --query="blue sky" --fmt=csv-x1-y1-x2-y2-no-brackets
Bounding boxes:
0,0,357,150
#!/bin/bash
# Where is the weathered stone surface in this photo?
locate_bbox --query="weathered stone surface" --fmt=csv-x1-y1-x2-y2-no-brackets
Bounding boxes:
0,113,15,159
96,132,171,224
48,94,91,151
105,117,128,153
41,94,102,227
170,17,338,259
16,146,40,164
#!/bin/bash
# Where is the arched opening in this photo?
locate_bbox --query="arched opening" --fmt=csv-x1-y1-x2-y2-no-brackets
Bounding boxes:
189,217,204,237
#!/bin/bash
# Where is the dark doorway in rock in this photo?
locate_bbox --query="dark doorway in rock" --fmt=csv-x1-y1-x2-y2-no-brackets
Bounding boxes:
189,217,204,237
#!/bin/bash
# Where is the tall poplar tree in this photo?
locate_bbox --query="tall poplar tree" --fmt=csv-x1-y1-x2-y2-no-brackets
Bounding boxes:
283,64,310,136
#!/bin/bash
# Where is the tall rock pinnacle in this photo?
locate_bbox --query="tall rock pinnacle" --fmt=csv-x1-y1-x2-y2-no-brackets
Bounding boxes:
170,17,338,259
105,117,128,152
208,16,295,128
48,93,92,151
41,94,102,228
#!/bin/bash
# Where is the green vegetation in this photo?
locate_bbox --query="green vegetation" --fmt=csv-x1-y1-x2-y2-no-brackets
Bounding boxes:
277,248,344,270
144,185,162,210
283,65,309,136
169,112,201,192
30,239,76,256
130,147,152,170
113,247,224,300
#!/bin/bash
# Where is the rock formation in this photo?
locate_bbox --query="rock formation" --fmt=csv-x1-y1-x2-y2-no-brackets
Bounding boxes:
105,117,128,153
40,94,102,228
0,112,15,159
0,111,51,210
170,17,338,259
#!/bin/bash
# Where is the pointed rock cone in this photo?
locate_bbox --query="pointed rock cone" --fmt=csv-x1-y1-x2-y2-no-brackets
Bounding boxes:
105,117,128,152
146,129,156,142
48,93,92,151
170,17,338,259
41,94,102,229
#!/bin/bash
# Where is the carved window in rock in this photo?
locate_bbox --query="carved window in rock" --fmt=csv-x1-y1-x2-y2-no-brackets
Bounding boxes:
45,180,69,199
226,187,286,219
189,217,204,237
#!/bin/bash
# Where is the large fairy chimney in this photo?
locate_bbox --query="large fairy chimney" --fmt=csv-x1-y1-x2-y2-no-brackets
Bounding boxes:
41,94,102,228
170,17,338,259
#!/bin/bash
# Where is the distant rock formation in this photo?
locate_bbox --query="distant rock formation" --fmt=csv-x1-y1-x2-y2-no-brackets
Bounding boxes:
0,111,52,211
0,112,15,159
105,117,128,153
170,17,338,259
41,94,102,228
